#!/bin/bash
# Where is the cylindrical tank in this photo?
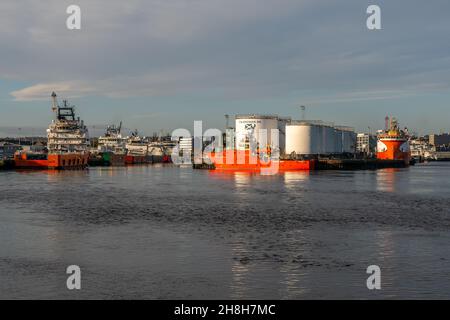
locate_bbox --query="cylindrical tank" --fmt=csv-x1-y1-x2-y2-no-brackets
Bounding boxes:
235,114,279,151
323,124,336,154
277,117,291,155
334,128,343,154
335,126,356,153
285,121,324,155
344,130,356,153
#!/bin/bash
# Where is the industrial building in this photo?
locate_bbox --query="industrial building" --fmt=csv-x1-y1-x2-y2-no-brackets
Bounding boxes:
356,133,377,156
0,142,22,159
179,137,193,156
235,114,280,151
234,114,356,157
285,121,356,156
429,133,450,147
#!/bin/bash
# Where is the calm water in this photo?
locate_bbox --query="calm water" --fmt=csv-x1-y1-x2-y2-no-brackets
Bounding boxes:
1,163,450,299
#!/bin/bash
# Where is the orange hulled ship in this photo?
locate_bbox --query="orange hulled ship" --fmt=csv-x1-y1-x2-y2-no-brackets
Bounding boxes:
376,116,411,165
14,92,89,170
207,149,315,172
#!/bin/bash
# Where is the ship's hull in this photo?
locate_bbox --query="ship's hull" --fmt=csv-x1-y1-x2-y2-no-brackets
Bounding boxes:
89,152,126,166
125,155,151,165
213,160,315,171
162,155,172,163
208,150,315,172
105,153,126,166
14,153,89,170
377,138,410,165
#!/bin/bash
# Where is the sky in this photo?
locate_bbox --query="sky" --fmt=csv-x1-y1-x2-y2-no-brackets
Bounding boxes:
1,0,450,137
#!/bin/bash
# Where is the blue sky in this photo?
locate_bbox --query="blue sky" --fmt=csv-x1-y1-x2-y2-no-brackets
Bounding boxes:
1,0,450,137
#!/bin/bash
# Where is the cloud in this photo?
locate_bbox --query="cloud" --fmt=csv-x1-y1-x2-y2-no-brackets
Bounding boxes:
10,82,95,101
2,0,450,104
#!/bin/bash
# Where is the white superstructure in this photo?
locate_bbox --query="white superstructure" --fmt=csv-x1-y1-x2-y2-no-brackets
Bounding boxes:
98,122,127,154
126,130,148,156
46,92,89,153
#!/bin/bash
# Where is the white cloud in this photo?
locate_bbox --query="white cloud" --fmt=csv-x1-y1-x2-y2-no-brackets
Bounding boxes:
2,0,450,103
10,82,95,101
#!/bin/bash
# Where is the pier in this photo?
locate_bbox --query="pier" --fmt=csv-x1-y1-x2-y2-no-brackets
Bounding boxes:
192,158,410,171
317,159,408,170
0,159,15,170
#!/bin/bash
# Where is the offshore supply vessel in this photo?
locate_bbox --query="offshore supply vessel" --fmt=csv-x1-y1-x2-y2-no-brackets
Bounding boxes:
125,130,150,164
89,123,127,166
14,92,89,169
377,116,411,165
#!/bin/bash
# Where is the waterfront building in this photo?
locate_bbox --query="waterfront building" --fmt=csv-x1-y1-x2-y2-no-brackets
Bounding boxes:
0,142,22,159
429,133,450,147
356,133,376,156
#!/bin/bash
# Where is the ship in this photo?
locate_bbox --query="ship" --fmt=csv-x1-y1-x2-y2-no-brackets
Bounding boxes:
376,116,411,165
14,92,89,169
147,142,165,163
125,130,151,164
206,149,316,172
148,139,176,163
89,123,127,166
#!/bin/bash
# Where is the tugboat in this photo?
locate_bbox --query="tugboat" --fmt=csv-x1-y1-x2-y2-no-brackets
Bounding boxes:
89,123,127,166
125,130,150,164
377,116,411,166
14,92,89,169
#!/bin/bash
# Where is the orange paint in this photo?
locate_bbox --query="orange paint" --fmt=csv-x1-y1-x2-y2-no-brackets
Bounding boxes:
14,152,89,169
208,150,315,172
377,138,410,165
125,155,149,164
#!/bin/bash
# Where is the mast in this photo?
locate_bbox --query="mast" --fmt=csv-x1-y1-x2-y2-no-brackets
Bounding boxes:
300,105,306,120
51,92,58,113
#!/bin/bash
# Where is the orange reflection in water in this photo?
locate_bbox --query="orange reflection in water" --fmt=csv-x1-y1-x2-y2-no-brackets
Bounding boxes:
376,168,401,193
283,171,310,184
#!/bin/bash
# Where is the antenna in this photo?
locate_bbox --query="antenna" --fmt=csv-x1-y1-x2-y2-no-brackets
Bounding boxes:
300,105,306,120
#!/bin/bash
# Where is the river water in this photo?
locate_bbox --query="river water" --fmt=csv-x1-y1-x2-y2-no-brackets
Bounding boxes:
1,162,449,299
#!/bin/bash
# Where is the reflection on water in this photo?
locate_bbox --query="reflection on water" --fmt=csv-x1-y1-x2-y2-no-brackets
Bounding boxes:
283,171,310,194
232,172,252,190
1,163,450,299
376,168,401,193
229,239,251,300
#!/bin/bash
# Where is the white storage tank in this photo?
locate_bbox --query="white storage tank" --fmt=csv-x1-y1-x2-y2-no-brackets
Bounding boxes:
334,128,344,154
235,114,279,151
285,121,324,155
277,117,291,155
322,123,336,154
336,126,356,153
